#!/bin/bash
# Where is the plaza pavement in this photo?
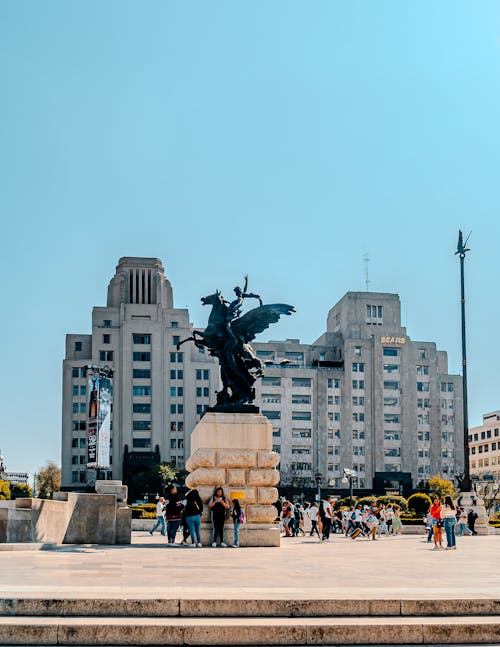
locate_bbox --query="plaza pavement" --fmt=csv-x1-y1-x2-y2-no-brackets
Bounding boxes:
0,531,499,601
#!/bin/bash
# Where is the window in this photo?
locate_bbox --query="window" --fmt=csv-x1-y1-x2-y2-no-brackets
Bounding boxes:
352,362,364,372
100,351,114,361
352,412,365,422
73,386,79,396
384,397,399,407
366,304,383,324
354,346,361,357
384,413,400,424
79,403,86,413
441,382,454,392
384,447,401,457
262,376,281,386
133,386,151,396
327,378,341,388
133,334,151,344
417,398,430,409
291,446,311,455
75,341,82,352
80,368,86,377
133,369,151,378
418,349,427,360
416,365,429,376
262,393,282,404
383,364,399,374
291,394,311,404
196,404,203,415
133,439,152,448
171,321,178,328
133,403,151,413
272,428,281,437
133,352,150,362
291,429,312,438
383,347,399,357
291,377,311,387
384,381,400,390
203,369,209,379
384,431,400,440
418,431,430,442
292,411,311,421
72,438,78,448
263,410,281,420
417,382,430,392
104,320,111,327
103,334,110,344
72,456,78,465
170,387,177,397
132,421,150,431
172,336,180,346
73,403,79,413
72,368,79,378
79,438,86,448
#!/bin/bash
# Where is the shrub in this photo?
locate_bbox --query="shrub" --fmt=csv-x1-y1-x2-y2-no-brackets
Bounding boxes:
0,479,10,500
407,492,432,515
129,503,157,519
376,495,408,512
333,496,357,510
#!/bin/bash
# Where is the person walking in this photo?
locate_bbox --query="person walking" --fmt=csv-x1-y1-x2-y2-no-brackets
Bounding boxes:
231,498,244,547
309,502,321,539
392,507,403,535
457,507,472,536
467,508,478,535
441,495,457,549
209,486,230,547
303,502,312,535
321,496,334,542
149,497,166,536
184,487,203,547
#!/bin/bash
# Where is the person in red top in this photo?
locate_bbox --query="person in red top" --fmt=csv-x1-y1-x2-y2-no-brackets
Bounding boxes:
429,497,443,550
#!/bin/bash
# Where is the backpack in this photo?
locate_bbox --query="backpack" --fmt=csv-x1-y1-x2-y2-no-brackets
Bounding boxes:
238,510,245,524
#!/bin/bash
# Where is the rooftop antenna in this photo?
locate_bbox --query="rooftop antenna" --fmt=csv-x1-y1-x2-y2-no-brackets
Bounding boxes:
363,253,371,291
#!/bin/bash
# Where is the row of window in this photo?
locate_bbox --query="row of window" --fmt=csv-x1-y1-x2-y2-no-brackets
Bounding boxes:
469,428,500,442
471,443,498,455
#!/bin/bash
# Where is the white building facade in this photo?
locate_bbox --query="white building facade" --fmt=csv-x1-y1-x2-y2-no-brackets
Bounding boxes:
61,261,463,493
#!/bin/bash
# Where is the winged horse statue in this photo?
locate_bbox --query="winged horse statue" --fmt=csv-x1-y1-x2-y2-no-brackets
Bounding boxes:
177,276,295,409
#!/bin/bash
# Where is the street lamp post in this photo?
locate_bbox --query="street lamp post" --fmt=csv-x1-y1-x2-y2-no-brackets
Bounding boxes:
314,472,322,503
342,468,357,506
455,231,472,493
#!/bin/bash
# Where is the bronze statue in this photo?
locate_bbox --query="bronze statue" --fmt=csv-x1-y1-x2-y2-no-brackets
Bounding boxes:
178,277,295,410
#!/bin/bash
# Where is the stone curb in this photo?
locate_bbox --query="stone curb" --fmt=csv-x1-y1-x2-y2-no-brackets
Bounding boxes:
0,616,499,645
2,598,500,617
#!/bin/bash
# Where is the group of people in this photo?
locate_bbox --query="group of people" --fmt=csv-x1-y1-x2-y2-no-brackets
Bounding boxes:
149,485,245,548
425,496,478,550
280,498,404,541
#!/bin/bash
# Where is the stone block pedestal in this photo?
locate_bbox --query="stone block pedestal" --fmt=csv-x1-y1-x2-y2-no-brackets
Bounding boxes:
185,412,280,546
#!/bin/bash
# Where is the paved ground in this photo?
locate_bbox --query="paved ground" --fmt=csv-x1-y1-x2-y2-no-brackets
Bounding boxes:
0,531,498,600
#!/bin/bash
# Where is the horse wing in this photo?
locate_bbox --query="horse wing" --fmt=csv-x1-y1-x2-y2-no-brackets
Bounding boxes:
231,304,295,343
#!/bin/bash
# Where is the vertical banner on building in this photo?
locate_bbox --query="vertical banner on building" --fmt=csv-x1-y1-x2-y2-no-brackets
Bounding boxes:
87,375,112,469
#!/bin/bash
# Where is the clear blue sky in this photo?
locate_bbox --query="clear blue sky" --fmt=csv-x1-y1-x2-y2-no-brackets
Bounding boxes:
1,2,499,478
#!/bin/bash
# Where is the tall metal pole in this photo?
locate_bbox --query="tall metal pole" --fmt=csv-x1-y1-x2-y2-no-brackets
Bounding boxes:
456,231,471,492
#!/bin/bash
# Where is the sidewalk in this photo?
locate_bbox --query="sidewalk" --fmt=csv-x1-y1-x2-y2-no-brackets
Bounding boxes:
0,532,498,600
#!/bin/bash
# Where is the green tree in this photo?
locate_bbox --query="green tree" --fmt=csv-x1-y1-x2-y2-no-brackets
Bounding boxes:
157,462,177,484
10,482,33,499
427,475,457,500
0,479,11,500
36,461,61,499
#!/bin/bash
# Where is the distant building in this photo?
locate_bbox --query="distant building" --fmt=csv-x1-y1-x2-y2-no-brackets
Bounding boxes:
469,411,500,481
61,259,464,494
0,450,29,486
254,291,463,494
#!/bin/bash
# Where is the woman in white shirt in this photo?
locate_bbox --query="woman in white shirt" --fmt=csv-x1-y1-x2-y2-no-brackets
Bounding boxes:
440,495,457,549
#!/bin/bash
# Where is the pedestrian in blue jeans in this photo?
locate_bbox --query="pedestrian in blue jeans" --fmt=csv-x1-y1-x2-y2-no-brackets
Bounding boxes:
231,498,244,547
149,497,166,536
184,487,203,547
441,495,457,549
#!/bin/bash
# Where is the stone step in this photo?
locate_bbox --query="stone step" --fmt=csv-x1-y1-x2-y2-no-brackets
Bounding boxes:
0,615,499,645
1,598,500,618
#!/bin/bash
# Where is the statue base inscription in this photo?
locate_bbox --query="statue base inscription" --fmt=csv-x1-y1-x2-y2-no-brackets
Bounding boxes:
185,412,280,547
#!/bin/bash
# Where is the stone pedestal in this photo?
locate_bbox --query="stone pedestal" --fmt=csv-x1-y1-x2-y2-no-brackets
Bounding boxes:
185,412,280,546
458,491,490,535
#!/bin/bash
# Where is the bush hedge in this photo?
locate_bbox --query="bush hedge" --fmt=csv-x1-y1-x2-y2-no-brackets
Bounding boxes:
376,495,408,512
130,503,157,519
407,492,432,515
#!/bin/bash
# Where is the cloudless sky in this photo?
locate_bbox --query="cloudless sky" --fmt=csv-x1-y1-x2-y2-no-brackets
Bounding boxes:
1,1,499,479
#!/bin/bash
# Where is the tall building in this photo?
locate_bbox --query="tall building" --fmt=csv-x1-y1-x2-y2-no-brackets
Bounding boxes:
254,292,463,494
469,411,500,481
61,257,218,488
62,260,463,494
